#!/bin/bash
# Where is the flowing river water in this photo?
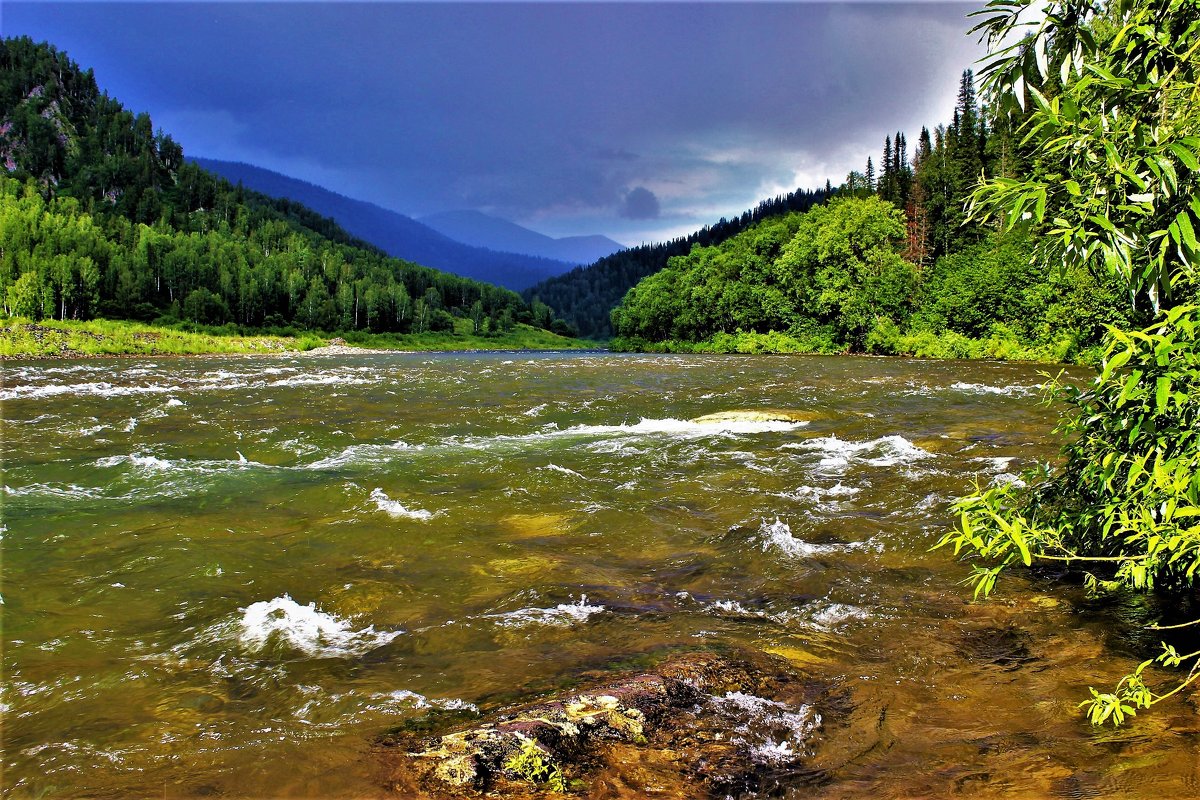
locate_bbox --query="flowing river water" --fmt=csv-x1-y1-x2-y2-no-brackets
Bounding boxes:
3,352,1199,798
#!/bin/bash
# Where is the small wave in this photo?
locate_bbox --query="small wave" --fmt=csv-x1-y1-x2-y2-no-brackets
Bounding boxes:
807,601,871,630
95,453,269,474
523,403,548,416
709,691,820,765
779,482,861,503
782,435,932,471
758,518,871,558
706,599,770,619
238,595,403,657
3,483,105,500
456,416,805,451
376,690,478,712
369,488,435,521
305,440,419,470
972,456,1016,472
540,463,586,479
485,596,606,629
950,381,1038,397
0,381,185,401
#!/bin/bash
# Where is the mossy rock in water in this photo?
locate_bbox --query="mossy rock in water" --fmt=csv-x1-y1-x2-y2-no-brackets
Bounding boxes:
475,555,563,580
760,644,831,668
691,409,820,424
500,513,573,539
377,648,824,798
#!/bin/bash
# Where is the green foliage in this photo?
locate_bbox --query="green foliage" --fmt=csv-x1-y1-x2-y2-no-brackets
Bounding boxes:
612,197,921,349
941,0,1200,726
938,307,1200,721
503,737,567,792
967,0,1199,309
0,38,570,339
525,186,831,339
612,196,1127,362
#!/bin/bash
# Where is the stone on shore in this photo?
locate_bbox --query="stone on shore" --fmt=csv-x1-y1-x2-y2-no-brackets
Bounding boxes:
377,649,825,798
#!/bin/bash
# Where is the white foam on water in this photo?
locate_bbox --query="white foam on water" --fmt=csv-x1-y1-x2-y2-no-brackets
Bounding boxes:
523,403,548,416
807,602,871,630
3,483,105,500
950,381,1039,397
96,453,270,474
710,691,820,765
369,488,436,521
3,365,388,402
455,416,806,452
237,595,403,657
972,456,1016,472
759,518,870,558
778,482,861,503
305,440,420,470
706,599,769,618
97,454,174,471
782,435,933,471
164,398,185,408
991,473,1028,488
376,690,478,712
0,381,189,401
486,596,606,629
540,463,586,479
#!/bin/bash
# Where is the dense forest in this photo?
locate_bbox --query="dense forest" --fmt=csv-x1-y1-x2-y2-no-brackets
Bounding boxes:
610,69,1166,360
0,37,568,336
523,186,830,339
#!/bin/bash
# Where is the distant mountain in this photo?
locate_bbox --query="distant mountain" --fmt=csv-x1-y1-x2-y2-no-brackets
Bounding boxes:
191,158,574,291
420,209,624,266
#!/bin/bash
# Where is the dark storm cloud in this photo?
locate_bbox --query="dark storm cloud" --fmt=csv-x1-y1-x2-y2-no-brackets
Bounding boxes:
621,187,660,220
5,2,984,241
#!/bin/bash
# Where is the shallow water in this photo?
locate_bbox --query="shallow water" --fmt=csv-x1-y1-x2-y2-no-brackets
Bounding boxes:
3,352,1198,798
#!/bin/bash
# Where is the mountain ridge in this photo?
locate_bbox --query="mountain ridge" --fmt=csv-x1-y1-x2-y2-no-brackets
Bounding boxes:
191,157,575,292
419,209,624,266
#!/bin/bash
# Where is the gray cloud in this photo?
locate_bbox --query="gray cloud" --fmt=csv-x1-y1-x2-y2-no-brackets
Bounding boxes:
7,2,984,242
620,187,661,220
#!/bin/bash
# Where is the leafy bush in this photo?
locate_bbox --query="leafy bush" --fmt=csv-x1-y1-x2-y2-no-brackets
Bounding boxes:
939,306,1200,724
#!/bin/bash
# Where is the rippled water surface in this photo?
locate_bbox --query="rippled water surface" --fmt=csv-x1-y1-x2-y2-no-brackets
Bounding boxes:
4,352,1199,798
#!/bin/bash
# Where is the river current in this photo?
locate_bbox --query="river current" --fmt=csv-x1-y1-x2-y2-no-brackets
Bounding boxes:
3,352,1198,797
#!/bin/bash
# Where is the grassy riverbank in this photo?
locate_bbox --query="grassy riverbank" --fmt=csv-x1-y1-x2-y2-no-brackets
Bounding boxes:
0,317,593,359
611,327,1102,365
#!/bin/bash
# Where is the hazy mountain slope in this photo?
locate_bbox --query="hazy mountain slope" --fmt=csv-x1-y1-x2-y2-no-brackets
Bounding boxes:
192,158,574,291
420,209,624,265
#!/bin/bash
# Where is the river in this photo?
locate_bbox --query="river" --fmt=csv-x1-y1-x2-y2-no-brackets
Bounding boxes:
3,352,1198,797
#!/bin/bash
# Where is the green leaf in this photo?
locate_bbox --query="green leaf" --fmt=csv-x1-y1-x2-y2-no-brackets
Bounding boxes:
1155,376,1171,414
1168,142,1200,171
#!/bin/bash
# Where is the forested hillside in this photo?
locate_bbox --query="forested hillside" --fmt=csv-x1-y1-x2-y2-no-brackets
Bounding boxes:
523,186,830,339
192,158,577,292
610,69,1154,361
0,37,565,335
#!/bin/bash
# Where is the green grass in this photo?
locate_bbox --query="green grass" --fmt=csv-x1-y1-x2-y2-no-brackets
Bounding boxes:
0,318,320,358
0,317,595,359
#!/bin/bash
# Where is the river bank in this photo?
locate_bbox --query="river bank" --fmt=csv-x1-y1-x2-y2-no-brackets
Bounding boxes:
0,318,592,360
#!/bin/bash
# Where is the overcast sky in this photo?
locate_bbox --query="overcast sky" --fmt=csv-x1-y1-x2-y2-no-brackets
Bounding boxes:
5,2,984,244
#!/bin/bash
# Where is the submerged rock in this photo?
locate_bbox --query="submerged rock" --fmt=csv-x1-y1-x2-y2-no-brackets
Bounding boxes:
377,649,824,798
691,409,819,424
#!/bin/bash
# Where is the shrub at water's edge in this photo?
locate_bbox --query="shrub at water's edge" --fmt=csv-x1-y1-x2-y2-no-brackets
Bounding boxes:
938,0,1199,727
